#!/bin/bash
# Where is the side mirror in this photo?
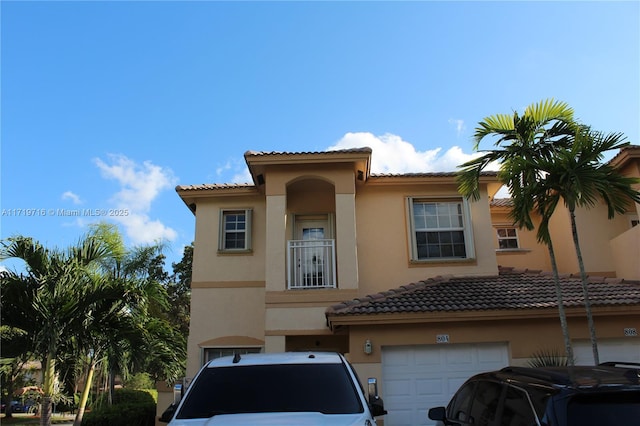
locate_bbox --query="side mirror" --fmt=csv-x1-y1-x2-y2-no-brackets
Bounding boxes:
428,406,461,426
428,406,446,421
159,403,176,423
367,378,387,417
159,383,184,423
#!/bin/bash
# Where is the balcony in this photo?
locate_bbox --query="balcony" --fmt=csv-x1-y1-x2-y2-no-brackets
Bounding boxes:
287,239,336,289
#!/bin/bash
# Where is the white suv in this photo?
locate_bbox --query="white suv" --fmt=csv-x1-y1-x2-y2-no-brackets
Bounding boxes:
161,352,386,425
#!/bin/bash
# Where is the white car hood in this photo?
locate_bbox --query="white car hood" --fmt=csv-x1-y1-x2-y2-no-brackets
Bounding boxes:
169,411,373,426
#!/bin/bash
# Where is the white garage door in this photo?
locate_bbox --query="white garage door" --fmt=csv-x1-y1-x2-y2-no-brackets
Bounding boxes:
573,338,640,365
382,343,510,426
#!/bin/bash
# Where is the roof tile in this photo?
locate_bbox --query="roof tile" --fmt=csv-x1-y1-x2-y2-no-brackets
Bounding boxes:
326,267,640,316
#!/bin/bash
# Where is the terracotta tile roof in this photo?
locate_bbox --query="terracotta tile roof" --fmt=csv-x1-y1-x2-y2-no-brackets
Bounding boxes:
326,267,640,317
490,198,513,207
608,144,640,169
371,172,458,178
244,147,373,157
176,183,255,191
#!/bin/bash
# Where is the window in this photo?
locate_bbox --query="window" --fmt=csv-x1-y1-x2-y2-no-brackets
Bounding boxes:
468,381,503,426
408,198,474,261
447,382,476,424
567,392,640,426
219,209,252,251
203,347,262,364
501,385,537,426
496,227,519,249
176,363,364,419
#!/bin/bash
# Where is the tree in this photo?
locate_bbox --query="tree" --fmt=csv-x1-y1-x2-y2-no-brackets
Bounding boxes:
0,235,117,426
167,243,193,337
458,98,577,363
1,228,188,425
0,325,34,418
68,223,185,426
527,127,640,364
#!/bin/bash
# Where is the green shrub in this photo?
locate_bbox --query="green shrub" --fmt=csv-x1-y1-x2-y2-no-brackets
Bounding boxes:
124,373,155,390
82,389,156,426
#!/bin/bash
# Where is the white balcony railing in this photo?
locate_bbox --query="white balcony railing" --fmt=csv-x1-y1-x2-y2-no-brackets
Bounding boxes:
287,239,336,289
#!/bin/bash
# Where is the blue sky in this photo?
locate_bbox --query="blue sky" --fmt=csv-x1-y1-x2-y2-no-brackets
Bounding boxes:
2,1,639,269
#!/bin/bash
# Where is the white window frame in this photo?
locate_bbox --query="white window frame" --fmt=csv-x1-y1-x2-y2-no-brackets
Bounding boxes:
496,226,520,250
407,197,475,261
218,209,252,252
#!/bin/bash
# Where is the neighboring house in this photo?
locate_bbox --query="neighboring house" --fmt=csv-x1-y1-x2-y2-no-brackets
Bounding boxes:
161,146,640,426
492,145,640,279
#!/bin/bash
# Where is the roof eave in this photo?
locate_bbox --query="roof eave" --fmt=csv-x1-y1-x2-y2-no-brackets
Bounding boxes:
326,305,640,330
244,148,373,185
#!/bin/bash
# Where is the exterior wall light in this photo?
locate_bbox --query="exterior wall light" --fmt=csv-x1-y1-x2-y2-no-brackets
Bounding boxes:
364,339,373,355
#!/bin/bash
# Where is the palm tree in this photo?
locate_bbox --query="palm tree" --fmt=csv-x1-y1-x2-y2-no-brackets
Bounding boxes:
529,128,640,364
0,235,115,426
458,98,577,363
70,223,185,426
71,283,146,426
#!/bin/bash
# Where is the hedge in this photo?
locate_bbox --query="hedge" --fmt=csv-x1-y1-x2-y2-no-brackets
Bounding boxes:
81,389,156,426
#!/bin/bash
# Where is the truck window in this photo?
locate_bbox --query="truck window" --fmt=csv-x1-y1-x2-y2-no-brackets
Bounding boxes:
176,363,364,419
567,392,640,426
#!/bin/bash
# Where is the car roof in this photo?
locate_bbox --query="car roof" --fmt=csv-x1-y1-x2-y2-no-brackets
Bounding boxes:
204,351,346,368
490,365,640,390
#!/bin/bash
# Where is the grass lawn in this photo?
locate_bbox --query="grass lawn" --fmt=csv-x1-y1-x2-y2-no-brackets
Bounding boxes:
0,413,74,424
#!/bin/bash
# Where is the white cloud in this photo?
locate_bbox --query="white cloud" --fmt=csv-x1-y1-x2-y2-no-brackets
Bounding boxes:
231,168,253,184
448,118,466,138
219,158,253,184
327,132,487,174
94,154,178,244
216,160,233,177
62,191,83,204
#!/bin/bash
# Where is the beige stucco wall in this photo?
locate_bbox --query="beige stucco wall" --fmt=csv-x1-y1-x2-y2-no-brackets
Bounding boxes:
610,225,640,279
185,286,266,378
491,208,552,271
187,194,269,379
354,182,498,297
191,197,266,283
547,202,636,277
266,306,331,332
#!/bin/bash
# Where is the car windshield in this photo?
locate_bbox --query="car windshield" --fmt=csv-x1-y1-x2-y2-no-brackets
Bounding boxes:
567,391,640,426
176,363,364,419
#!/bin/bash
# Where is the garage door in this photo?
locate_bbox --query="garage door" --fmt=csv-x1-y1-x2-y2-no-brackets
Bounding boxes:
382,343,510,426
573,338,640,365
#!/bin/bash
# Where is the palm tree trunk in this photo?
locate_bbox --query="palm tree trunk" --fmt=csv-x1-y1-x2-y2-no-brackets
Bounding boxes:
547,241,574,365
73,358,97,426
569,209,599,365
40,355,56,426
109,366,116,405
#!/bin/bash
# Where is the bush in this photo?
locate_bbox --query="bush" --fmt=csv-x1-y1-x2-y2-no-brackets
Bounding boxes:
528,348,574,367
124,373,154,390
81,389,156,426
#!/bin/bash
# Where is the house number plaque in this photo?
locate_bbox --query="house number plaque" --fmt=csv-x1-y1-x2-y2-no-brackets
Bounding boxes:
624,328,638,337
436,334,450,343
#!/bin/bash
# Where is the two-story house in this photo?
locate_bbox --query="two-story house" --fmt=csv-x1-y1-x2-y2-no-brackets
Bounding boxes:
162,146,640,426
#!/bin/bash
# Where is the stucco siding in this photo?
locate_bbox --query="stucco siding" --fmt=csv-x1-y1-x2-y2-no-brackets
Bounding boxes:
354,183,498,297
191,198,266,283
186,286,265,377
611,225,640,279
